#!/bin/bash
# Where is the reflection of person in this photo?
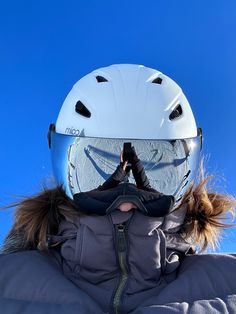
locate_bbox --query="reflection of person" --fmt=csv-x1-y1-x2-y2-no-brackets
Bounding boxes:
99,148,157,191
74,145,175,216
1,64,236,314
97,146,164,212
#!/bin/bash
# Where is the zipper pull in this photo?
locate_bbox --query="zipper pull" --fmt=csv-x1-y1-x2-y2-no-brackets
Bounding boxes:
115,223,126,252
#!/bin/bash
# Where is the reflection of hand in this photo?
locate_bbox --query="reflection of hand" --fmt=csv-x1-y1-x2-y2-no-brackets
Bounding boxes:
120,151,128,171
130,146,139,163
122,146,139,164
122,161,128,171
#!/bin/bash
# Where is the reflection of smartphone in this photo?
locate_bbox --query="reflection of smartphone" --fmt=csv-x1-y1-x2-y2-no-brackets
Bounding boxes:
123,142,132,163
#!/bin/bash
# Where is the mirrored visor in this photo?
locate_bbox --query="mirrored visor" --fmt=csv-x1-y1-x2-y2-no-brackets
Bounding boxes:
50,132,202,203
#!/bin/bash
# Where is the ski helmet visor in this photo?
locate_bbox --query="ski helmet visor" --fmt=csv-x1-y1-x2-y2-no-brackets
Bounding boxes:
49,127,202,205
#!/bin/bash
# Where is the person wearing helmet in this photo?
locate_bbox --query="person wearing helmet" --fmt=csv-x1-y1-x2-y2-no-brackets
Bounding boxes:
0,64,236,314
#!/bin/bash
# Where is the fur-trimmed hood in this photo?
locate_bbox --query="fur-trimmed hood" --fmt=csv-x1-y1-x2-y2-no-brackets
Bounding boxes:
1,178,235,255
1,186,78,254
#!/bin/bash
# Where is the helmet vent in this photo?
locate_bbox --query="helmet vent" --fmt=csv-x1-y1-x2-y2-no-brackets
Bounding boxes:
152,77,162,84
96,75,108,83
169,104,183,120
75,101,91,118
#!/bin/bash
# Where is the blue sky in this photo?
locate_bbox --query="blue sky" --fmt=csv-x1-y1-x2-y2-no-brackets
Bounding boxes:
0,0,235,252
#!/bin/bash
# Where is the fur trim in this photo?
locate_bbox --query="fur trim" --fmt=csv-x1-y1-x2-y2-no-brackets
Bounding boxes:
1,230,31,254
1,186,78,254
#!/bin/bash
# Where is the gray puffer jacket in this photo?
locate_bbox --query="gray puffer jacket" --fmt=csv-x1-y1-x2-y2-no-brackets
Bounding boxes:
1,210,236,314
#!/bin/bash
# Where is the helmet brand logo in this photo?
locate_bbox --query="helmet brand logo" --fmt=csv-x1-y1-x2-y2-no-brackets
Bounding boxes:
65,127,81,136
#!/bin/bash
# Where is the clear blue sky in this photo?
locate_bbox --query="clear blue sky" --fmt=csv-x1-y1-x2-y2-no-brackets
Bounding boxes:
0,0,235,252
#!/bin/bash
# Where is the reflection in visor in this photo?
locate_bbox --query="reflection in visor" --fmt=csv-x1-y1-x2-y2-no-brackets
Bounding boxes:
51,133,201,204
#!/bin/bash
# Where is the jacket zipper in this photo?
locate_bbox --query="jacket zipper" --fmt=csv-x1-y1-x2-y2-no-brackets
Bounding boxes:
113,223,128,314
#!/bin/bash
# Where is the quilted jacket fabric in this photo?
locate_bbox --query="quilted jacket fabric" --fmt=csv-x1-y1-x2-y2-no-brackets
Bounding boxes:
1,210,236,314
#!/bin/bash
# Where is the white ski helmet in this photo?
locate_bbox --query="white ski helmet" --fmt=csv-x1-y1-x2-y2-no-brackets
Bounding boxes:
48,64,202,203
